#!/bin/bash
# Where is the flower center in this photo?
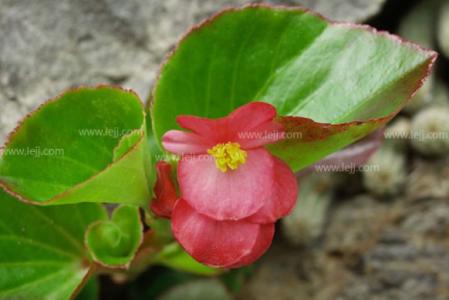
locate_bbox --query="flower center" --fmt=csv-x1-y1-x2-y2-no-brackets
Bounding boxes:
207,142,247,172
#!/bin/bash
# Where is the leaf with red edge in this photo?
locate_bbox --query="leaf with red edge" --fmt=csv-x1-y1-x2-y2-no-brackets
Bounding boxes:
149,4,436,171
0,86,153,206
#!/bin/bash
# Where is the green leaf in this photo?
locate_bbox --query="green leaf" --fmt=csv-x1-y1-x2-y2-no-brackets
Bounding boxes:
113,130,143,162
85,205,143,267
0,188,107,300
0,86,153,206
154,243,223,276
150,5,436,171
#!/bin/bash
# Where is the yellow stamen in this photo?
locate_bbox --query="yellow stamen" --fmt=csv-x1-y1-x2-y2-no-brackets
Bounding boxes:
207,142,247,172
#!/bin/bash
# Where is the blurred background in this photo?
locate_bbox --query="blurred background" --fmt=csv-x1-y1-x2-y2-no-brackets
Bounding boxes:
1,0,449,299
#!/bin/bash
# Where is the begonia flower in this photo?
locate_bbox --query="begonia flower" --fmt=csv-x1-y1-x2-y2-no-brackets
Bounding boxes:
161,102,298,268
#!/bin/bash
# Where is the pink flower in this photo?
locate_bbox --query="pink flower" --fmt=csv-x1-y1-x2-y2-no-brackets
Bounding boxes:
161,102,298,268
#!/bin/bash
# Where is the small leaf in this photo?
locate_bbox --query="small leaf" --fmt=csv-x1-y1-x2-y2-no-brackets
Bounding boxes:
85,205,143,267
0,188,107,300
150,5,436,171
0,86,153,206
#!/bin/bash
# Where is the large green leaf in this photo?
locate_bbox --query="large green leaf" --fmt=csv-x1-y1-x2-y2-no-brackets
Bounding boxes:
150,5,436,171
0,188,107,300
0,86,153,206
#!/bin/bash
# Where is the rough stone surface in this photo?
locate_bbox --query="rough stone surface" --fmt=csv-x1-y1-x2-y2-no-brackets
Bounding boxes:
410,106,449,156
0,0,247,145
277,0,386,22
282,173,334,246
337,198,449,300
324,194,400,257
240,193,449,300
362,146,407,197
406,157,449,201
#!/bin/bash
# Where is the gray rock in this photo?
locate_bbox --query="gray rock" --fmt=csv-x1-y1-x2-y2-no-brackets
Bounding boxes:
324,194,398,255
238,246,350,300
282,173,333,246
241,193,449,300
0,0,247,145
337,199,449,300
362,146,407,197
410,106,449,156
406,157,449,201
273,0,386,22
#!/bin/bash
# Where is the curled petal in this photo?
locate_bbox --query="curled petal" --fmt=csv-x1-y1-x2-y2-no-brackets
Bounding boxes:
247,156,298,224
176,115,228,142
150,161,178,218
172,199,272,268
162,130,213,155
228,102,277,131
178,148,274,220
228,102,284,147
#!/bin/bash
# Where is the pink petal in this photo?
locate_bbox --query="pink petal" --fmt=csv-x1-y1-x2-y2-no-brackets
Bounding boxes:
150,161,178,218
176,102,283,146
177,115,229,142
228,102,277,131
162,130,213,155
247,156,298,224
178,148,274,220
227,223,275,268
171,199,262,268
